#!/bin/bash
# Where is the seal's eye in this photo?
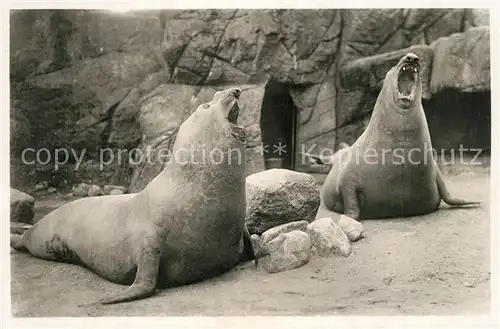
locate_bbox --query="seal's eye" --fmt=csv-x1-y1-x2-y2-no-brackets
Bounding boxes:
202,104,210,109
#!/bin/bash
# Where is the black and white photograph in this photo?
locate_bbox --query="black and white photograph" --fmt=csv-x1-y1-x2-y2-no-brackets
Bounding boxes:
2,3,499,327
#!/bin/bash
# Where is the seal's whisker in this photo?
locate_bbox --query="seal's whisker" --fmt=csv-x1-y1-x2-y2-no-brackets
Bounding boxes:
220,93,234,105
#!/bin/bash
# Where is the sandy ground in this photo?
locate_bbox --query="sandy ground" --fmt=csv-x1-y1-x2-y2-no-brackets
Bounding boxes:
10,171,491,317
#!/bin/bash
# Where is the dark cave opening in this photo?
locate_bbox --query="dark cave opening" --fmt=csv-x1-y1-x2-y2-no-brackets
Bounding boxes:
259,80,298,170
423,89,491,154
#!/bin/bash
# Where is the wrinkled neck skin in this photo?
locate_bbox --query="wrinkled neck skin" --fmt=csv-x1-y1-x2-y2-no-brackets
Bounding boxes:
358,69,431,150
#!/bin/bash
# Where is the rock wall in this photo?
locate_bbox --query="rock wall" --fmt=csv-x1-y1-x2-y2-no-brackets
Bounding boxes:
10,9,490,191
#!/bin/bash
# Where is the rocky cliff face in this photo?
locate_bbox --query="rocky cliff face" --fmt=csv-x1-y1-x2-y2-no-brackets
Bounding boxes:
10,9,490,191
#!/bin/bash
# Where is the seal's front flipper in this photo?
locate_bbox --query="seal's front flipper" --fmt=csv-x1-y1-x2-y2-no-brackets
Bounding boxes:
10,233,27,252
241,225,258,268
436,167,482,207
341,183,361,220
85,243,161,306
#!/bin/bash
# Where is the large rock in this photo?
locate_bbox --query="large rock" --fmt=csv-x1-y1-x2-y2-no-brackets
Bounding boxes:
160,9,342,86
340,9,470,63
260,230,312,273
245,169,320,235
10,188,35,224
10,10,166,188
465,9,489,28
10,10,165,80
128,84,266,192
430,27,490,94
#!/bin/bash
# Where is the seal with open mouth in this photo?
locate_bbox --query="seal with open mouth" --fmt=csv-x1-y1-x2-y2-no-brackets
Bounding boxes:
11,87,256,305
319,53,481,220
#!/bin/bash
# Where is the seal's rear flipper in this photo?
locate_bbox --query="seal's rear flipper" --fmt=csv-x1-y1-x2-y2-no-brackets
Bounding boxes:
82,242,161,306
10,234,27,252
436,167,482,207
341,183,361,220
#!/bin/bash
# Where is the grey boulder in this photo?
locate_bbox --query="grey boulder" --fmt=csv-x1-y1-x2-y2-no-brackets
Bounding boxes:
10,188,35,224
245,169,320,235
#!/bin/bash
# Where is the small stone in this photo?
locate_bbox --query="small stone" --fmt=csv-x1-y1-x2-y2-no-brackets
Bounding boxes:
47,187,57,194
34,181,49,191
109,189,124,195
307,217,352,257
72,183,90,197
250,234,264,258
103,185,127,195
338,215,364,242
260,220,309,247
10,188,35,224
88,185,104,197
260,230,312,273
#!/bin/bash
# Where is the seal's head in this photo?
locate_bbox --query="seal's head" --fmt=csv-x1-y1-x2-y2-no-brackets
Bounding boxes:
365,53,427,137
175,87,246,152
386,53,422,112
194,87,246,143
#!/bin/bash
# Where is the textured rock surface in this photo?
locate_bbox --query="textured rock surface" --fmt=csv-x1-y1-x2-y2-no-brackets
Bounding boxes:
337,215,364,242
71,183,91,197
260,220,309,247
9,9,490,189
245,169,320,235
128,84,265,192
307,217,351,257
87,185,103,197
103,185,127,195
430,27,490,94
260,230,312,273
10,188,35,224
250,234,264,259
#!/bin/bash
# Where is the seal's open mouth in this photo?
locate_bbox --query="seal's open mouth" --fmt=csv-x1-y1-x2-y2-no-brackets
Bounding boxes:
397,63,419,100
227,101,240,125
216,88,241,126
396,61,420,108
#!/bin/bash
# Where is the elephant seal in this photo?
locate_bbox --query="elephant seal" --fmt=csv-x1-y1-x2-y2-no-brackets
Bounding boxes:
10,87,256,305
320,53,480,220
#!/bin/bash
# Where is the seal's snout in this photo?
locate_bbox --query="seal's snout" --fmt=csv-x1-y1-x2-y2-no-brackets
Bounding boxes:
232,88,241,99
403,53,419,63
